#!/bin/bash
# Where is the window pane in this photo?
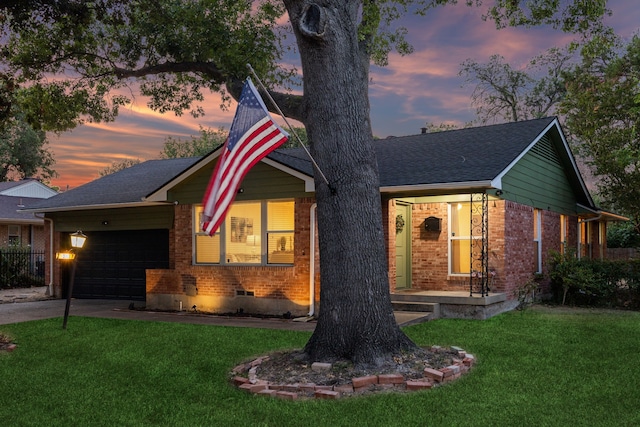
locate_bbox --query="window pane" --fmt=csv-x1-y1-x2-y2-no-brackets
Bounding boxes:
452,240,471,274
268,201,294,230
268,232,294,264
451,203,470,237
196,234,220,263
225,202,261,264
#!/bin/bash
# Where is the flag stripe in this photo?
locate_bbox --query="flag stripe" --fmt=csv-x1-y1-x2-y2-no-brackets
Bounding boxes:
201,78,288,236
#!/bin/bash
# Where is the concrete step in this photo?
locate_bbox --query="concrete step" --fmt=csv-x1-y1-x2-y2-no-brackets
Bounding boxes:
391,301,440,319
393,311,433,327
391,291,507,306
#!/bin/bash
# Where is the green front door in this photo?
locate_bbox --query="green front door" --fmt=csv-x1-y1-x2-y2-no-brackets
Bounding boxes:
395,203,411,290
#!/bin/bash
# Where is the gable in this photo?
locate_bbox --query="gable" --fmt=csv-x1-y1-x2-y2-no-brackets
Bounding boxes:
0,180,57,199
168,161,312,205
501,134,580,214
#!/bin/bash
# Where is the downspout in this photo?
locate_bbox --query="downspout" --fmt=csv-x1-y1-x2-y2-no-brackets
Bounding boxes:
308,203,317,317
35,214,54,296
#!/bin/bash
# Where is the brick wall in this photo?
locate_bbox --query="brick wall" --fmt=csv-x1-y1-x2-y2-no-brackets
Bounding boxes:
410,203,449,291
386,199,584,300
146,198,317,316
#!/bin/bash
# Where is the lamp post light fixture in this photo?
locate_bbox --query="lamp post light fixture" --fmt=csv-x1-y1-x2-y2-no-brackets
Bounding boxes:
59,231,88,329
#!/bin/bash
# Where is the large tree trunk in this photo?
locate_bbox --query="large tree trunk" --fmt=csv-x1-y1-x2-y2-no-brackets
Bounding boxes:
285,1,417,366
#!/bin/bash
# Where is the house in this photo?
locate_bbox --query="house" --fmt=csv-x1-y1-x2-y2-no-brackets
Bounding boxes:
22,117,623,318
0,179,57,249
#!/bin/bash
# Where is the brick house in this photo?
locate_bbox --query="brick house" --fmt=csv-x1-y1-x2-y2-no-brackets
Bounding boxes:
0,179,57,250
23,117,622,318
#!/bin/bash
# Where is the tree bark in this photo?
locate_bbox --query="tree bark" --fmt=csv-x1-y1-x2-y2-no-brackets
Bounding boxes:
284,0,417,366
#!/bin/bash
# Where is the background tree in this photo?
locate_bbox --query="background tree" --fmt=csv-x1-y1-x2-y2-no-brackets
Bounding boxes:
159,126,227,159
460,47,572,123
0,115,55,181
98,158,141,177
0,0,609,366
560,33,640,234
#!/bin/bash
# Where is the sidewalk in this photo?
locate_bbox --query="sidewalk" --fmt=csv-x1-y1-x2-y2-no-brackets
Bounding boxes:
0,286,426,329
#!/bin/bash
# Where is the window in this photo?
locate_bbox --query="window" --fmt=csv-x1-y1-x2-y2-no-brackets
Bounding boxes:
194,200,294,265
448,202,481,275
560,214,568,254
533,209,542,273
8,225,20,246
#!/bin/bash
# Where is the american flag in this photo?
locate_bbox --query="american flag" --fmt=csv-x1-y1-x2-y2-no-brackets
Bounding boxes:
201,78,289,236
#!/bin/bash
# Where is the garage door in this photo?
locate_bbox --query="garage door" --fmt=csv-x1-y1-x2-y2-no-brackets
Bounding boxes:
64,229,169,300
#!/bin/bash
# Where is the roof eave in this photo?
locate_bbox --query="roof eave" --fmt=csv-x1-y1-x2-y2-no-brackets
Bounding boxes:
380,180,495,195
19,201,174,214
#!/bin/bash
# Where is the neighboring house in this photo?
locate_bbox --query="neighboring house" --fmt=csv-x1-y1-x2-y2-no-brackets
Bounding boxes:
23,117,624,318
0,179,57,250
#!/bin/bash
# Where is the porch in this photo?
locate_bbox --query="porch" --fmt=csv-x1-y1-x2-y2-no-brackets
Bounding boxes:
391,290,515,325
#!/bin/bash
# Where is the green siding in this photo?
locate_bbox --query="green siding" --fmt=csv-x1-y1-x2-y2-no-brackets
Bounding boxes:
48,206,174,232
169,162,312,204
502,135,577,214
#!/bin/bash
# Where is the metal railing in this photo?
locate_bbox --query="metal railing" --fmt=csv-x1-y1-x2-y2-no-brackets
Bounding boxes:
0,249,45,288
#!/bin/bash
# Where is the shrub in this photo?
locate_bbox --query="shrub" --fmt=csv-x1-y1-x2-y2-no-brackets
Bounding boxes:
548,251,640,309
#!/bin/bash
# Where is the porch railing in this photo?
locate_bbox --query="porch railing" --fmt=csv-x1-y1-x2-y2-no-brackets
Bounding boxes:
470,193,489,296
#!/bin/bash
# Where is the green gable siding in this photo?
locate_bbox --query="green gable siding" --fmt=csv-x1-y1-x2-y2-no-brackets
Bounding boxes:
501,135,578,214
169,161,311,204
48,206,174,232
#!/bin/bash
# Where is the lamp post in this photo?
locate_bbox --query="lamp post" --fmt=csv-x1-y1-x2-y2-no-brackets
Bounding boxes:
58,231,87,330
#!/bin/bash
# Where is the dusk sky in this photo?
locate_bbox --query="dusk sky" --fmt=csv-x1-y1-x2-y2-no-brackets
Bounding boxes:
47,1,639,190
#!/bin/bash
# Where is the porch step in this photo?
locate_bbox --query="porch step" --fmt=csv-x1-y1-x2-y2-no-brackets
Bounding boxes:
394,311,433,327
391,301,440,318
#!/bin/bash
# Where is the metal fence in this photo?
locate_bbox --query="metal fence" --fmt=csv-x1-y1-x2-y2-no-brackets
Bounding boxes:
0,249,45,289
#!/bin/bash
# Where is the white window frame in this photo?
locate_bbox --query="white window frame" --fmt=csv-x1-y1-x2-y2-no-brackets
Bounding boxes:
8,225,20,246
533,209,542,273
193,199,295,266
448,202,481,276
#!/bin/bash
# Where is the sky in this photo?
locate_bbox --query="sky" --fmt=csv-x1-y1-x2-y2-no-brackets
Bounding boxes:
47,0,639,190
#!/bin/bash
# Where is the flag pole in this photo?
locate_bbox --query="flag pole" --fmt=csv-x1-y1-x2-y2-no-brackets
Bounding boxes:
246,64,331,188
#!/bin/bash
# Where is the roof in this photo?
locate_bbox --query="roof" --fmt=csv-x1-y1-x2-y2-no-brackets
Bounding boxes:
0,179,58,199
21,117,590,212
23,157,200,212
376,117,557,187
0,195,45,224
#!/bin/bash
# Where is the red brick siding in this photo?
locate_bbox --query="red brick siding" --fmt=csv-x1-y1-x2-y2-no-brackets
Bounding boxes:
147,198,316,314
387,199,583,300
410,203,449,291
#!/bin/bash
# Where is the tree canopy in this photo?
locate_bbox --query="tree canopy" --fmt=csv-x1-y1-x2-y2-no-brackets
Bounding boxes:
0,0,612,365
460,47,573,123
560,32,640,232
0,115,56,182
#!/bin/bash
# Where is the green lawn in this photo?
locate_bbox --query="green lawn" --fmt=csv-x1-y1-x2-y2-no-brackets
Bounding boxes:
1,306,639,426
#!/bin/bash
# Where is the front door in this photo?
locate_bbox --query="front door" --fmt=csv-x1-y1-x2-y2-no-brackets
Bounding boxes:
395,203,411,290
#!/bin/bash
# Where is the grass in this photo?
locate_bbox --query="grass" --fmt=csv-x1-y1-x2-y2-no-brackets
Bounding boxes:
1,306,639,426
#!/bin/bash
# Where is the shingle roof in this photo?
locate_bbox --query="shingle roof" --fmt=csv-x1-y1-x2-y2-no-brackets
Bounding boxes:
22,117,561,211
0,195,44,222
24,157,200,211
375,117,556,187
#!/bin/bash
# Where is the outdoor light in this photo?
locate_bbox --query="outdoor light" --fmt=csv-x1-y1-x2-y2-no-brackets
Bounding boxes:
70,230,87,249
62,230,88,330
56,251,76,261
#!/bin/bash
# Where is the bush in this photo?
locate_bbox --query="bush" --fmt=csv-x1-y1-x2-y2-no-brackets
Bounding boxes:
548,250,640,309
